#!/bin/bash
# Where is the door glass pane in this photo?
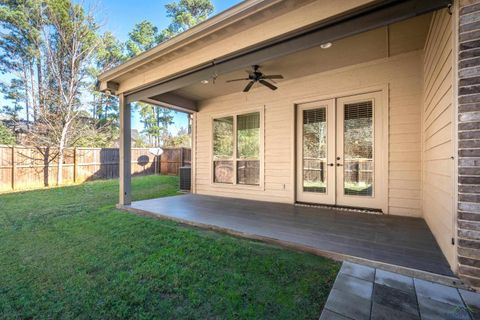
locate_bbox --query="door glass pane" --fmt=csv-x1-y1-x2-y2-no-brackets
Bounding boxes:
213,116,234,183
343,101,373,196
303,108,327,193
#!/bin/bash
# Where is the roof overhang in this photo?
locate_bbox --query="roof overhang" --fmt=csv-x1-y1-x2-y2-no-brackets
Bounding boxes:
98,0,286,86
99,0,451,112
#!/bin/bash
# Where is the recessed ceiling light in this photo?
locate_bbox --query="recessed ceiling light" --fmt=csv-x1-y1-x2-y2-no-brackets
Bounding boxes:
201,80,209,84
320,42,332,49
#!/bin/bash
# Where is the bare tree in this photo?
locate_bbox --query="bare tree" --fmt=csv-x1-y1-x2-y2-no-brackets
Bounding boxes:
26,1,100,185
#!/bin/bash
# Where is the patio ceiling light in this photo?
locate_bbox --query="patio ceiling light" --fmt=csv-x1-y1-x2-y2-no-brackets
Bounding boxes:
320,42,332,49
201,79,209,84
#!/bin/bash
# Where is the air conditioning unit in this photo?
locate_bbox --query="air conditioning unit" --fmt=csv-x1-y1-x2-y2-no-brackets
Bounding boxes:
179,166,191,191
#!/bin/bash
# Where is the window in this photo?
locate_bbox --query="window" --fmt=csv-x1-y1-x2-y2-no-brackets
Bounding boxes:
213,116,234,184
213,111,261,186
237,113,260,185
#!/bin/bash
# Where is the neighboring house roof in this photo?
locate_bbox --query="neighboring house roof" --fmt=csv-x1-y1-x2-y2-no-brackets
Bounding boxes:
1,119,30,133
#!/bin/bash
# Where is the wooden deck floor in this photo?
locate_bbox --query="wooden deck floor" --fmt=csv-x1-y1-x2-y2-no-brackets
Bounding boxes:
125,194,453,277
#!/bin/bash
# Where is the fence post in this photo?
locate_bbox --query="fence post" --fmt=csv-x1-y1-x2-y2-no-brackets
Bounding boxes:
73,147,78,183
11,146,16,190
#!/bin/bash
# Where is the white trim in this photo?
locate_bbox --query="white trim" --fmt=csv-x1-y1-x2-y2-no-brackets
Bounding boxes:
191,113,197,194
335,91,386,211
292,85,389,213
291,101,297,202
295,99,336,205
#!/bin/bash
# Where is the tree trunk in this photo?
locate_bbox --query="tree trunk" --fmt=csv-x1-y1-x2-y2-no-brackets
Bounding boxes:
36,57,43,120
57,125,69,186
22,67,30,127
29,63,38,121
57,147,64,186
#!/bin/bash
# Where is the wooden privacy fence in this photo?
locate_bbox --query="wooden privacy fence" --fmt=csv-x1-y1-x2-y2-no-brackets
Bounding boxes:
0,146,191,191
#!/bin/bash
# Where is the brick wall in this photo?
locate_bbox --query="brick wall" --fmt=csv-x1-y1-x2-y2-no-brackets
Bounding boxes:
457,0,480,289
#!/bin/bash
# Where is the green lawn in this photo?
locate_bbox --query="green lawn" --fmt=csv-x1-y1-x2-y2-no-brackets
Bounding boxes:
0,175,339,319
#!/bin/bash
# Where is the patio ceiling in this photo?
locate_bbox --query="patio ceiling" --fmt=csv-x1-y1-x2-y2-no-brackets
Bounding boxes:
122,0,450,112
172,13,433,102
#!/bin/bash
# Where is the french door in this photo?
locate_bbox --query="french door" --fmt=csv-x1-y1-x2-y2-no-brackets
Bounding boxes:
296,92,385,210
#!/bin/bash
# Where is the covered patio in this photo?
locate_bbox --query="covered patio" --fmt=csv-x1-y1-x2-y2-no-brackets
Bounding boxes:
124,194,454,278
96,0,480,286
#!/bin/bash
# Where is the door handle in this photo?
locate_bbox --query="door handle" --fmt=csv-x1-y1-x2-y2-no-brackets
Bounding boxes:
336,163,343,167
327,163,335,167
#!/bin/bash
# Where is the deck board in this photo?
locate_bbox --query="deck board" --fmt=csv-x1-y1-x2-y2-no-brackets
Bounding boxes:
127,194,453,276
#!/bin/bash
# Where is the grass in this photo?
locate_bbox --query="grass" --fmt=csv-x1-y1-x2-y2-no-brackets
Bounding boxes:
0,175,339,319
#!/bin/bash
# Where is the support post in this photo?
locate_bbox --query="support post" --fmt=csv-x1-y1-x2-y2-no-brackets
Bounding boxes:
119,94,131,206
191,113,196,194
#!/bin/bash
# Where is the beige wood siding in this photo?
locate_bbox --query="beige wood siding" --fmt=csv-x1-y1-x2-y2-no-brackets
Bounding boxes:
194,51,424,216
422,9,456,267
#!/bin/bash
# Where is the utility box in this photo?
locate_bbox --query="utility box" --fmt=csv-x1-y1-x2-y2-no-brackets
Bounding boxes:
179,166,191,191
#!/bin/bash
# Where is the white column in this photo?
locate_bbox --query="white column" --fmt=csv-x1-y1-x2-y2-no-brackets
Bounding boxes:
191,112,196,194
119,93,131,206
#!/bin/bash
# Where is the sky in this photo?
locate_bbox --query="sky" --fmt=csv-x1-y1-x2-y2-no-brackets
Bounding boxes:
92,0,242,133
0,0,242,134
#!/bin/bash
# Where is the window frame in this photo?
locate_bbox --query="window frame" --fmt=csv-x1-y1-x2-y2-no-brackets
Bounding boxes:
212,116,235,184
210,107,264,189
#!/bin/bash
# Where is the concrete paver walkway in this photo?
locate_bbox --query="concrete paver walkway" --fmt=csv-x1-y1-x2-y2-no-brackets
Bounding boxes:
320,262,480,320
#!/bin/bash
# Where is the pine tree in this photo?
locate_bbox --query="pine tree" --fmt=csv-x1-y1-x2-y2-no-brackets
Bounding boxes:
132,0,214,146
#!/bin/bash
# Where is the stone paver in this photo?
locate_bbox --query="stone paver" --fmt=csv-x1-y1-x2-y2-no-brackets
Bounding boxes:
371,302,419,320
320,262,480,320
334,274,373,299
414,278,464,306
417,295,471,320
459,289,480,320
374,269,415,295
372,284,418,316
340,261,375,282
320,309,352,320
324,288,371,320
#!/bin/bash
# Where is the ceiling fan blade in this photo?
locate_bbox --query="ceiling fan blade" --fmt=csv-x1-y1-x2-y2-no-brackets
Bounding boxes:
259,80,277,90
226,78,249,82
243,81,255,92
263,75,284,79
